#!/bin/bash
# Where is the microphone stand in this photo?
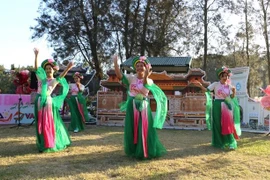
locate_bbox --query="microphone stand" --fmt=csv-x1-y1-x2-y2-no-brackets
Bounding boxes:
10,93,28,129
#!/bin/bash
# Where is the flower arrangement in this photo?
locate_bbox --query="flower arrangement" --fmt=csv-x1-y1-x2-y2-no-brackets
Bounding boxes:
216,66,232,78
132,56,152,70
13,69,32,94
41,59,59,71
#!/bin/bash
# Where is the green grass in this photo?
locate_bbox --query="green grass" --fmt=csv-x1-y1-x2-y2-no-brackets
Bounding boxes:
0,125,270,180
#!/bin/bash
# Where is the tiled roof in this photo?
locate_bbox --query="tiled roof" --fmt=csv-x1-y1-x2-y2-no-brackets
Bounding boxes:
121,56,192,67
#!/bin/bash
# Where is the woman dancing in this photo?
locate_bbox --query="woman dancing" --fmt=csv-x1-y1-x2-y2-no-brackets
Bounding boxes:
113,55,167,159
33,48,73,152
67,72,89,133
194,66,241,150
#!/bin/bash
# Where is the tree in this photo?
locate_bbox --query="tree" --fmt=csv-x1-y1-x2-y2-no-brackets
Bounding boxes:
144,0,187,56
111,0,187,59
110,0,141,60
232,0,258,95
186,0,236,72
258,0,270,84
31,0,115,83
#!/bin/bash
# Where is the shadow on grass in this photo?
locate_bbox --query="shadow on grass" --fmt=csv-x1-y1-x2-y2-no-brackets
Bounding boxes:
237,132,270,149
0,126,269,179
0,126,268,158
143,155,234,180
0,149,131,180
68,125,124,148
159,129,270,159
0,127,124,157
0,125,35,138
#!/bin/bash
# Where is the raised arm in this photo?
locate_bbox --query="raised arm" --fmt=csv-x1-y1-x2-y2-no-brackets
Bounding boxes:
33,48,39,70
59,61,74,78
113,55,123,80
143,64,152,85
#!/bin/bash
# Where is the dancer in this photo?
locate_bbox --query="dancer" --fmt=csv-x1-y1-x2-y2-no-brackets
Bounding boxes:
113,55,167,159
33,48,73,152
67,72,89,132
194,66,241,150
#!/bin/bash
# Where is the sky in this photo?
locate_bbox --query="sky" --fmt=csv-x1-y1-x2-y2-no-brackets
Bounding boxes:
0,1,264,70
0,0,53,69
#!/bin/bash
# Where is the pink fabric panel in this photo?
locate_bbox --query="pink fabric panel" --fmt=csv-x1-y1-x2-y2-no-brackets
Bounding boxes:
42,103,55,148
37,97,55,148
221,103,235,135
75,97,85,123
141,103,148,158
133,101,139,144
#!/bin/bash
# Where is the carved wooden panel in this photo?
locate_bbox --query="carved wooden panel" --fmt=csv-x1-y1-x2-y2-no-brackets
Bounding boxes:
181,97,205,112
97,91,207,129
97,91,125,126
97,91,123,111
167,95,182,114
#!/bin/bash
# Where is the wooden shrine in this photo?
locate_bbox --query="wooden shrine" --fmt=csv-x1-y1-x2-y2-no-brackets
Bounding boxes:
97,57,210,129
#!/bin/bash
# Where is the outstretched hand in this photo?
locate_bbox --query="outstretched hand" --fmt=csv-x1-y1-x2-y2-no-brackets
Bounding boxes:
59,60,74,78
112,54,122,80
145,64,152,78
112,54,118,64
33,48,39,56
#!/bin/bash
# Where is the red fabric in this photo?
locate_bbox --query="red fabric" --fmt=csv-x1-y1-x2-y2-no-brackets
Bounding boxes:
132,100,149,158
141,106,148,158
76,97,85,123
37,98,55,148
221,102,238,139
133,102,139,144
15,84,33,94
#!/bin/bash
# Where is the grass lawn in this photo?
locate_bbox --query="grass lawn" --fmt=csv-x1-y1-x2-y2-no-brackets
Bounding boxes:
0,124,270,180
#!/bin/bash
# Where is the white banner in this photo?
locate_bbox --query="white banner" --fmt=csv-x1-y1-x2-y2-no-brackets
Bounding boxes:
0,94,34,124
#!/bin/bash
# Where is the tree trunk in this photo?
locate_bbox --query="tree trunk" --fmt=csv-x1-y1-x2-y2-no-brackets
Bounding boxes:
81,0,102,81
124,0,131,58
203,0,208,71
129,0,141,57
140,0,152,56
245,0,250,95
260,0,270,84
